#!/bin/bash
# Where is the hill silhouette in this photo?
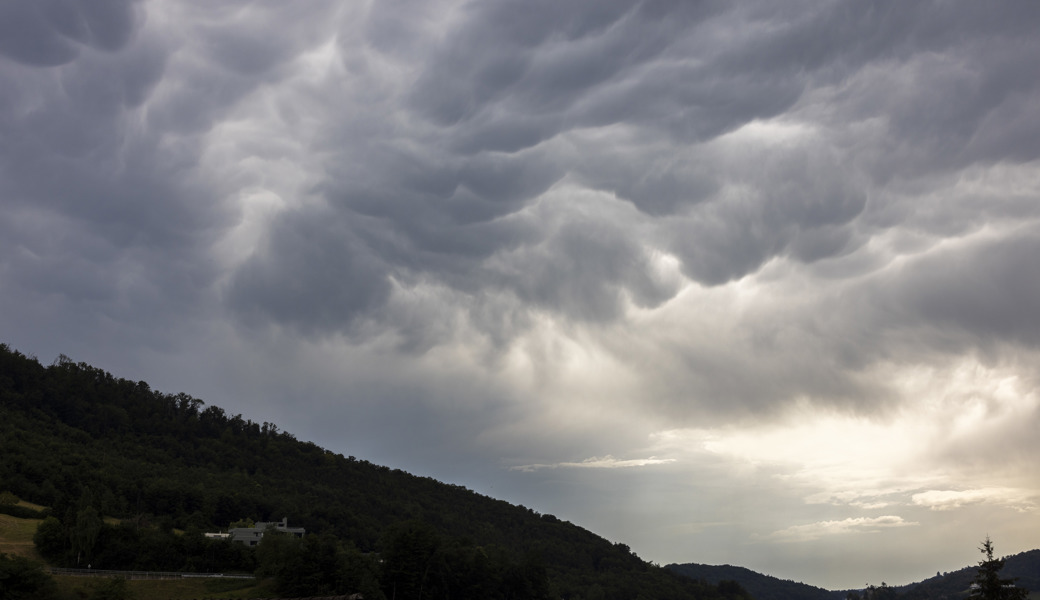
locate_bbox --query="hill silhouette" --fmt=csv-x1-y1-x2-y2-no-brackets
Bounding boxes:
667,563,842,600
0,343,752,600
888,549,1039,600
668,548,1040,600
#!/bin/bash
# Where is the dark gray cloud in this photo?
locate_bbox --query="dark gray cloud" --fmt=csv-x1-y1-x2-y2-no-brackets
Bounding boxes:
0,0,140,67
228,208,393,336
4,0,1037,408
196,0,1040,351
1,0,1037,429
883,228,1040,351
3,0,1037,347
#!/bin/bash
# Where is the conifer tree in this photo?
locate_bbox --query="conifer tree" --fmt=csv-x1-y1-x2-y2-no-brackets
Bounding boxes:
971,537,1027,600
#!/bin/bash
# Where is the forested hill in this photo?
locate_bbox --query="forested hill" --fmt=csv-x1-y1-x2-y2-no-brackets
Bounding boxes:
668,549,1040,600
878,549,1040,600
0,343,751,600
666,563,842,600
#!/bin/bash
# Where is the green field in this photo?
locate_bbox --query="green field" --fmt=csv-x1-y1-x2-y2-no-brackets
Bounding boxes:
51,574,273,599
0,511,42,559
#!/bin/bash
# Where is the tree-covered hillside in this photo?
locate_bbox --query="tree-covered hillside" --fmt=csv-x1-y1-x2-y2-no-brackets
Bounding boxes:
0,343,751,600
666,563,842,600
888,548,1040,600
668,548,1040,600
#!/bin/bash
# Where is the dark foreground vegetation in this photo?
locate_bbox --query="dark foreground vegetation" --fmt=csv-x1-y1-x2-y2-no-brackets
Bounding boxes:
666,563,842,600
0,343,753,600
669,540,1038,600
848,540,1035,600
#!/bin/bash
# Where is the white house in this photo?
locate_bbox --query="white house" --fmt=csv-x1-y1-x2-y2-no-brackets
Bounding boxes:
226,518,305,547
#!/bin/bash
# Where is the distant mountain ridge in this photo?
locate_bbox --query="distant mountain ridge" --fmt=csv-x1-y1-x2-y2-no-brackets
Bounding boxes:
666,563,842,600
668,548,1040,600
888,549,1039,600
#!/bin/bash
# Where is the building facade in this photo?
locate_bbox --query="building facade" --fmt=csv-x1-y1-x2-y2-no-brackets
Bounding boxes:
227,518,305,547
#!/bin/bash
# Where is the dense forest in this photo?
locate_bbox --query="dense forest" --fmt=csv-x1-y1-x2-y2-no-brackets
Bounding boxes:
0,343,753,600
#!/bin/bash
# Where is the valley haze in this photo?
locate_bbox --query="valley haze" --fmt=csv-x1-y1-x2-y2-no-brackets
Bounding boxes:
2,0,1040,590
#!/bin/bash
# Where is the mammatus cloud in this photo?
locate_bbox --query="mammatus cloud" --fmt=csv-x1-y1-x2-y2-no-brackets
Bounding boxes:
0,0,141,67
511,455,676,472
764,516,917,543
3,0,1040,590
3,0,1040,415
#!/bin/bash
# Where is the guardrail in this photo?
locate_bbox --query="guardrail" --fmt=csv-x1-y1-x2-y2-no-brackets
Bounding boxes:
49,567,254,580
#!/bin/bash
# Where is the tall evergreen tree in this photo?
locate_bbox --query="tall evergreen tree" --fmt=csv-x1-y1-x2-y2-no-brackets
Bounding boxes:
972,537,1028,600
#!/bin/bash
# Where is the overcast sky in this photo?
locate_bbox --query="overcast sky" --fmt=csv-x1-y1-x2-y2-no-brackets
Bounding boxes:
3,0,1040,590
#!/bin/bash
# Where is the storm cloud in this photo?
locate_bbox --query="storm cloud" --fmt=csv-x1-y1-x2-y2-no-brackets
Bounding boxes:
3,0,1040,589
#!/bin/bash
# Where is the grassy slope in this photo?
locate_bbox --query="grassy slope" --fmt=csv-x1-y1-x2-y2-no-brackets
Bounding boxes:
51,574,274,600
0,501,44,559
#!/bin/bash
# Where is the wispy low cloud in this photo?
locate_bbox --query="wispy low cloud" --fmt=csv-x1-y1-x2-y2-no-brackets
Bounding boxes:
803,488,915,510
510,455,676,473
911,488,1038,512
763,516,917,543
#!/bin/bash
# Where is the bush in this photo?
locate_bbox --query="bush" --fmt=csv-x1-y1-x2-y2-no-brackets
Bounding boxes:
0,552,58,600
